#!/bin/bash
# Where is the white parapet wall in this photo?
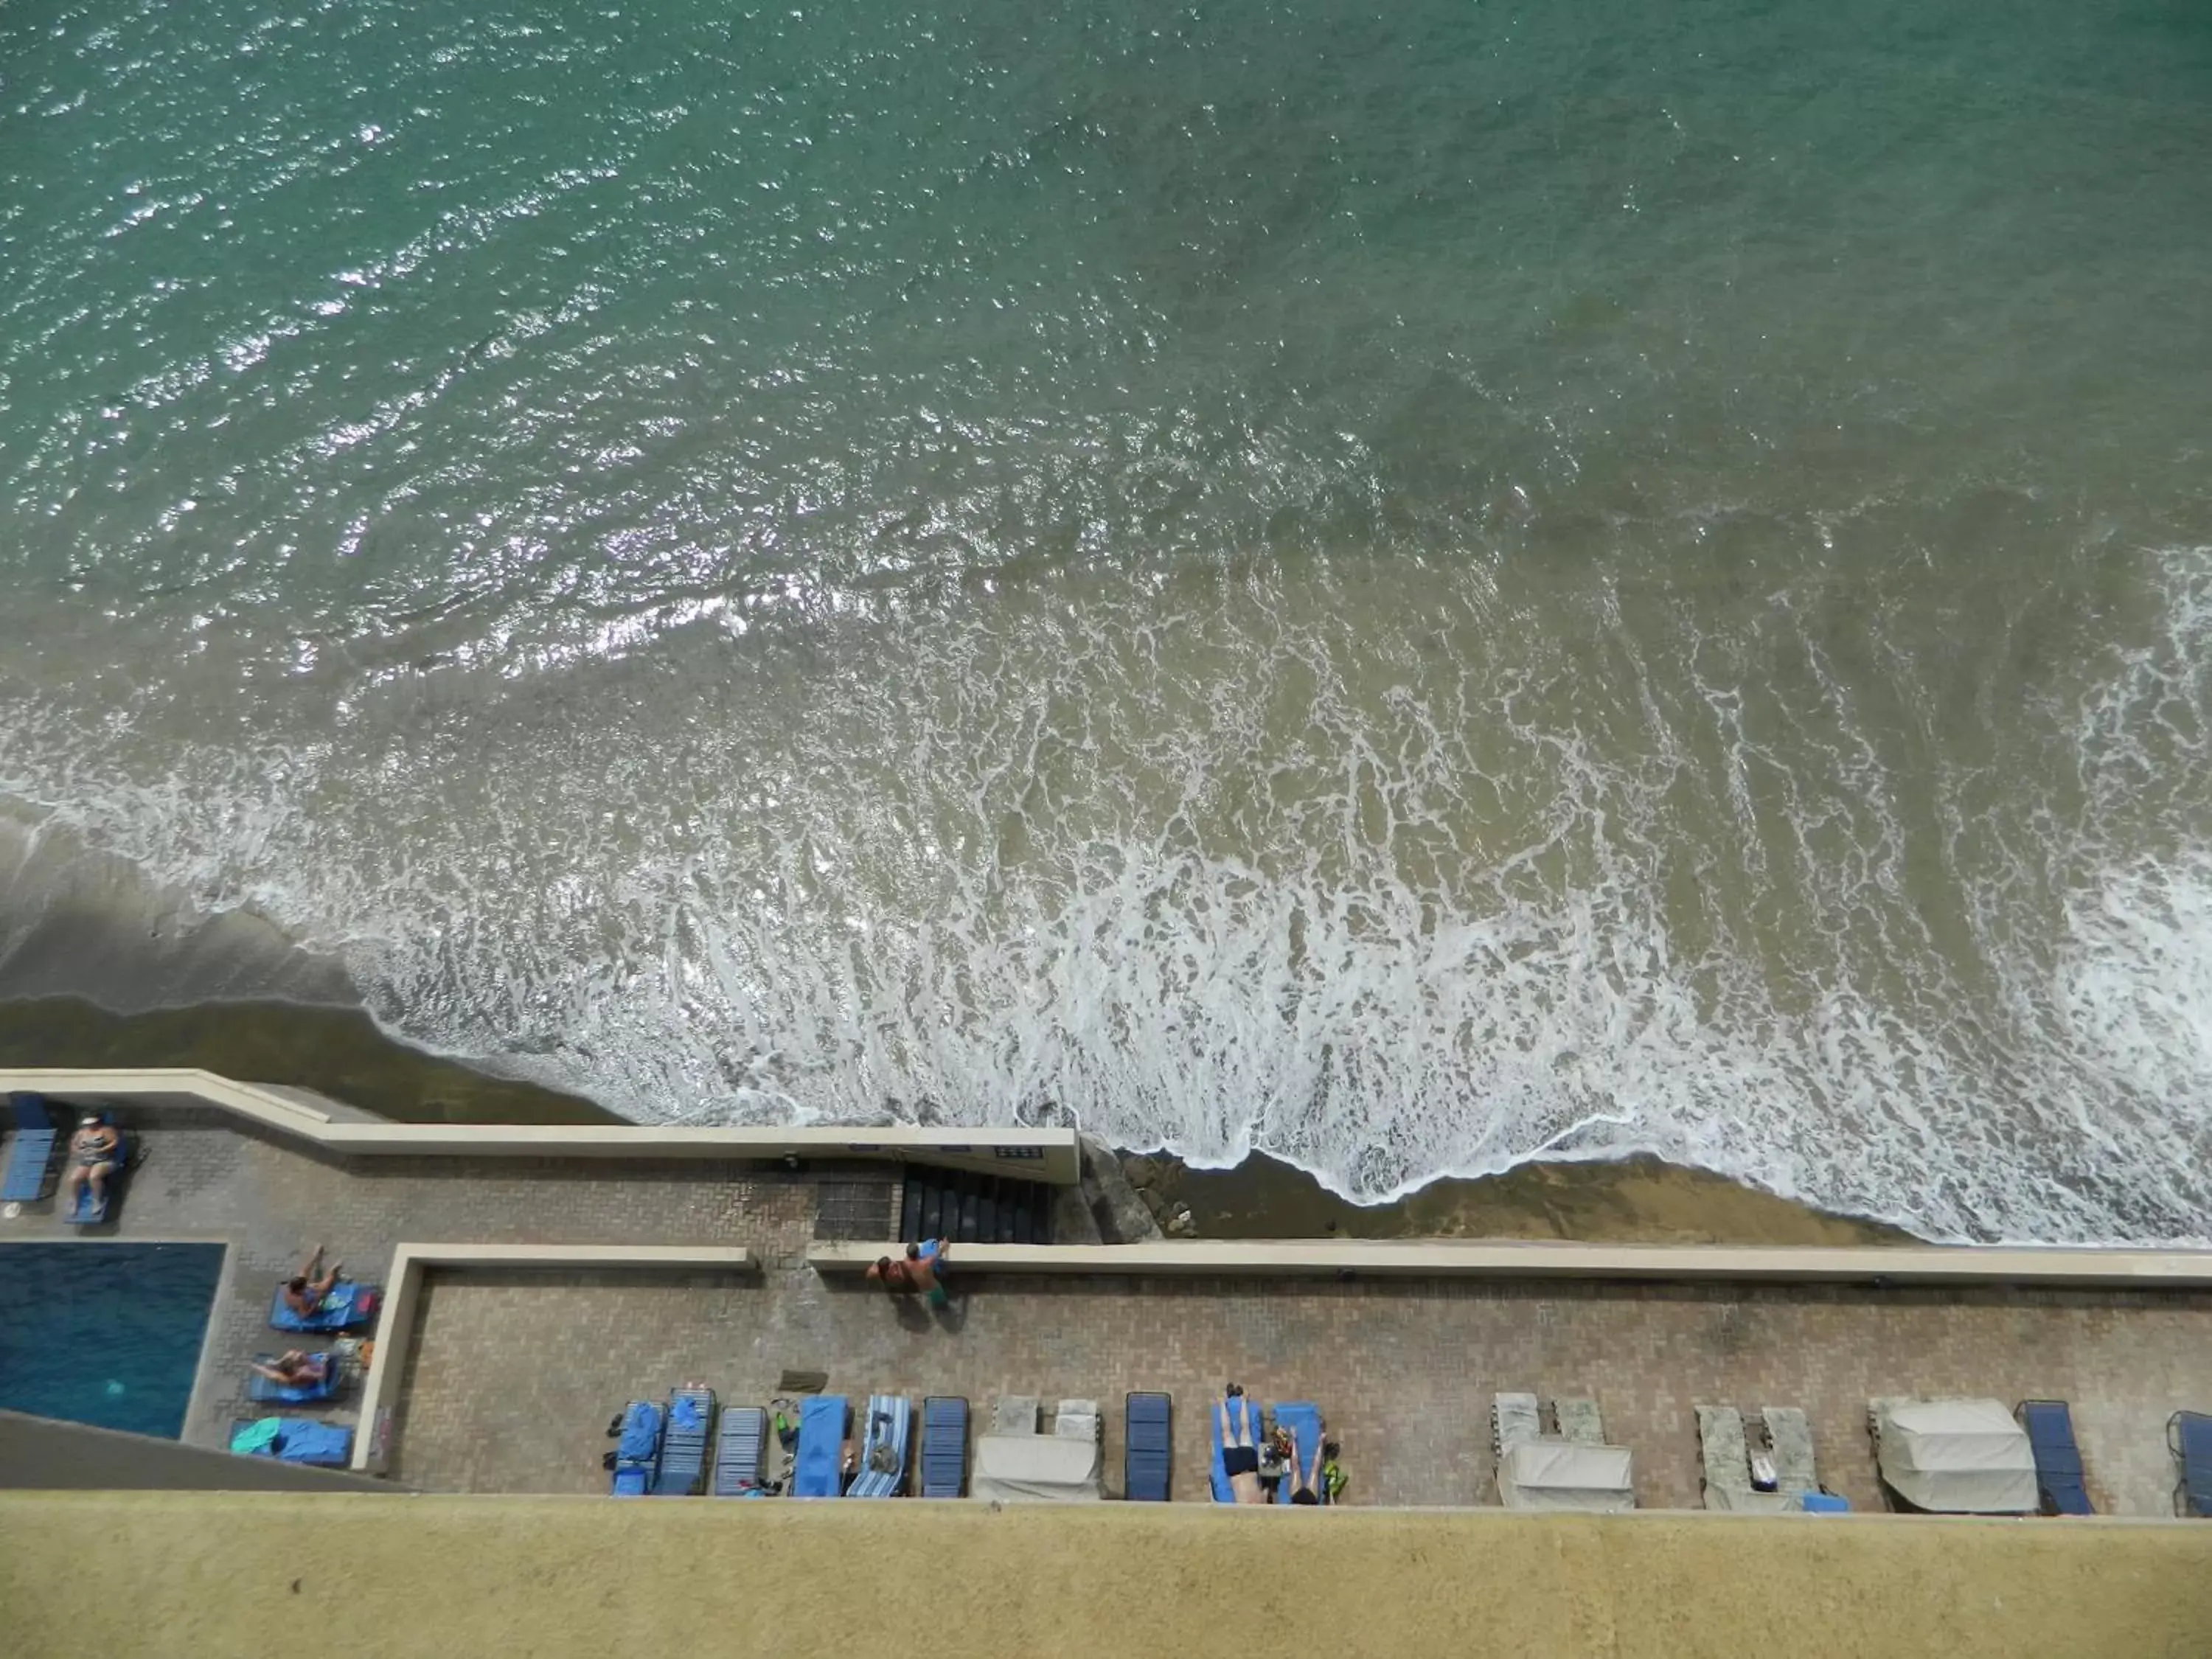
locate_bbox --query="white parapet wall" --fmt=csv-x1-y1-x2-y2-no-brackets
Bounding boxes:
0,1067,1081,1184
806,1237,2212,1287
352,1242,762,1475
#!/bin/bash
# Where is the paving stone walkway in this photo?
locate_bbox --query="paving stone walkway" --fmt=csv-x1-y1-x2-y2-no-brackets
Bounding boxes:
8,1115,2210,1514
390,1264,2212,1513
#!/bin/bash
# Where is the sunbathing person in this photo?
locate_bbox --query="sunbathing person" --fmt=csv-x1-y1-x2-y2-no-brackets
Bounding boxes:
59,1114,122,1212
252,1350,334,1388
1287,1418,1331,1506
282,1244,344,1317
1217,1388,1268,1504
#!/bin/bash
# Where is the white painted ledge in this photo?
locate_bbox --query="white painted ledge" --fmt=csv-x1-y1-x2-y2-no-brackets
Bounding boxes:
805,1238,2212,1288
354,1242,761,1475
0,1068,1080,1184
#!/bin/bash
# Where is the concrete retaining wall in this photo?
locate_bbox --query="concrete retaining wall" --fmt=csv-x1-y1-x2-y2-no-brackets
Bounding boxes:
0,1067,1082,1183
4,1492,2208,1659
0,1409,394,1493
807,1237,2212,1286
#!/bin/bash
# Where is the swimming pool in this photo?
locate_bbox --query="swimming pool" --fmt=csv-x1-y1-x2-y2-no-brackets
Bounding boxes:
0,1242,226,1438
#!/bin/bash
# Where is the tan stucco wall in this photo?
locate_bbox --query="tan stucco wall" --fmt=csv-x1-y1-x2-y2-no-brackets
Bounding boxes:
4,1493,2208,1658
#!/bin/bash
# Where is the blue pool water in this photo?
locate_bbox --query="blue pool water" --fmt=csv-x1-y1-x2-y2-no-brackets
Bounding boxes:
0,1243,226,1438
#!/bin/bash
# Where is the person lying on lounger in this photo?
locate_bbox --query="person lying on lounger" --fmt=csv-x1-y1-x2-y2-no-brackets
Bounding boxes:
252,1350,334,1388
1218,1388,1269,1504
282,1245,344,1317
59,1115,121,1211
1287,1419,1331,1506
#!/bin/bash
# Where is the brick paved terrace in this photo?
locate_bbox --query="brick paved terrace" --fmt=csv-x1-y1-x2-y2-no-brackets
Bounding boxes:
392,1265,2212,1513
6,1113,2211,1515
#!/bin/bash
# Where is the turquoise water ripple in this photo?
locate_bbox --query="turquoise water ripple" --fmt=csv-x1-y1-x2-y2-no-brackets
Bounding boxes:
3,0,2212,1237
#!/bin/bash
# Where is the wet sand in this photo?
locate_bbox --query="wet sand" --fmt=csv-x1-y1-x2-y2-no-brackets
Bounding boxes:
0,990,1913,1243
0,996,613,1125
1135,1149,1912,1245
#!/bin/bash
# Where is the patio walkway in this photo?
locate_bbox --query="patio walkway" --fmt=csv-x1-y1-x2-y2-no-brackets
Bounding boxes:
389,1261,2212,1512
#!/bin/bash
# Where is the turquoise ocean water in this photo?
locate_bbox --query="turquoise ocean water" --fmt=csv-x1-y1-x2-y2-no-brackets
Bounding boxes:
4,0,2211,1239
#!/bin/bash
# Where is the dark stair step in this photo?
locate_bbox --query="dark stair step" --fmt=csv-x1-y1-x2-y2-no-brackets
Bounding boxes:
900,1169,1055,1246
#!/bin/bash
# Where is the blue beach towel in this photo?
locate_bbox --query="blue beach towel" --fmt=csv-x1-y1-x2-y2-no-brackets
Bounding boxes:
615,1401,664,1463
792,1395,850,1498
272,1420,355,1467
1271,1402,1326,1505
247,1353,344,1404
653,1386,716,1496
230,1416,354,1467
611,1399,664,1498
270,1280,380,1332
846,1394,912,1498
1209,1394,1261,1503
66,1180,111,1225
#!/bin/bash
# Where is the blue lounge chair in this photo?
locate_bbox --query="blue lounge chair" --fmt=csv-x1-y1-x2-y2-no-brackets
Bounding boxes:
609,1399,664,1497
846,1394,912,1498
1272,1402,1327,1504
64,1120,128,1225
1125,1392,1172,1502
2168,1411,2212,1517
1,1094,60,1203
653,1385,716,1496
270,1280,380,1332
1209,1394,1261,1502
792,1395,850,1498
229,1416,355,1467
712,1406,770,1496
247,1352,345,1404
920,1397,968,1498
2015,1400,2094,1515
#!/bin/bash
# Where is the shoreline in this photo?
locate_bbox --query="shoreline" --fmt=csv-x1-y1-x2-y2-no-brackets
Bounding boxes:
0,996,613,1126
1124,1148,1913,1246
0,991,1913,1245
